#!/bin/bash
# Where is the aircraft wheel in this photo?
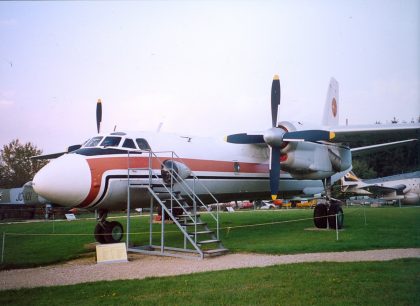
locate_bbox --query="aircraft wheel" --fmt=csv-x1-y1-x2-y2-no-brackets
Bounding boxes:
94,223,107,244
104,221,124,244
313,203,328,228
328,203,344,229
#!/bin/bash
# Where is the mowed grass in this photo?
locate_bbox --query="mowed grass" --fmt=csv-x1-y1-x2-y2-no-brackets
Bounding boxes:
1,259,419,305
219,206,420,254
0,206,419,269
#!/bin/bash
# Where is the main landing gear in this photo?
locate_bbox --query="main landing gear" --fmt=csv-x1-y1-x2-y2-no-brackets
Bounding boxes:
94,209,124,244
313,177,344,229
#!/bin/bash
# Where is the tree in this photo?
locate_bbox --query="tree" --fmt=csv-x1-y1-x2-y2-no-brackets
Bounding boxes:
351,159,377,179
0,139,48,188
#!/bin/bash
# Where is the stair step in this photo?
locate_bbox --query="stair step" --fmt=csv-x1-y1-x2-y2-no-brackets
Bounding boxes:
177,213,200,218
179,222,207,227
203,248,229,255
198,239,220,244
153,187,180,193
188,230,214,235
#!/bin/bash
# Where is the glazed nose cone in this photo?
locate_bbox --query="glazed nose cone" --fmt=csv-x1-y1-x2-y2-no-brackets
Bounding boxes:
33,154,91,207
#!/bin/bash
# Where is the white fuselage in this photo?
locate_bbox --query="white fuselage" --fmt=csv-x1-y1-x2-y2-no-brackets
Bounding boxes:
32,131,350,211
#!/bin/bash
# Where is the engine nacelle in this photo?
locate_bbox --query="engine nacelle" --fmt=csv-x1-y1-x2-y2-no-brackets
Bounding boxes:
161,160,192,185
281,142,351,180
328,147,351,172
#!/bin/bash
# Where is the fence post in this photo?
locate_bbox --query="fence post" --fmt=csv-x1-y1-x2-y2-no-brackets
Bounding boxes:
336,214,339,241
363,205,367,226
1,232,5,264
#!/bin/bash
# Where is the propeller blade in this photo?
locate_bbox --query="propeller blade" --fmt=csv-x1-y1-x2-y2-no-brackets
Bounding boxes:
269,146,281,200
31,152,67,160
283,130,335,142
271,74,281,127
31,144,82,160
225,133,265,144
96,98,102,134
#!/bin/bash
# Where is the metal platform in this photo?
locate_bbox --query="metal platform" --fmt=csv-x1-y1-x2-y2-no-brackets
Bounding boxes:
125,150,227,259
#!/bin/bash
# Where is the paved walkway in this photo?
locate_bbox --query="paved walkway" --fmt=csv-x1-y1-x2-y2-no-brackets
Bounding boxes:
1,248,419,290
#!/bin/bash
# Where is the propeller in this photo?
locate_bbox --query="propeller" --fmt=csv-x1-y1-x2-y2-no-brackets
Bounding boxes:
96,98,102,134
225,75,335,200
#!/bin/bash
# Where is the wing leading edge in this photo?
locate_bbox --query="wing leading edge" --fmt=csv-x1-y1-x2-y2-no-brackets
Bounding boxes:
331,123,419,144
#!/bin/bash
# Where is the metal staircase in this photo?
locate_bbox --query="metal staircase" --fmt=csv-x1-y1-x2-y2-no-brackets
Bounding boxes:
125,150,228,259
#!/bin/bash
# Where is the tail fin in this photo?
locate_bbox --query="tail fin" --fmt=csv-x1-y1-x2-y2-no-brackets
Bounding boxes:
340,171,362,192
344,171,362,183
322,78,339,126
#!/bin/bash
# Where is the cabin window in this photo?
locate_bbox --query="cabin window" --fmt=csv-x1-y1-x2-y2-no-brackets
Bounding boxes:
100,136,122,147
122,138,136,149
136,138,151,151
85,136,103,147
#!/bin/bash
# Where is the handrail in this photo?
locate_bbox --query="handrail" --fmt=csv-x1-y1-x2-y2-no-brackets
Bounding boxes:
125,148,220,239
145,185,204,258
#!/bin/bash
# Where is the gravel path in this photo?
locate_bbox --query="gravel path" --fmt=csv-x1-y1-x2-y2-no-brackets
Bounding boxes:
1,248,419,291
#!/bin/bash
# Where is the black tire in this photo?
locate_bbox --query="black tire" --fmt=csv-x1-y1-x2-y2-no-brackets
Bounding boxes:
94,222,107,244
328,203,344,229
104,221,124,244
314,203,328,228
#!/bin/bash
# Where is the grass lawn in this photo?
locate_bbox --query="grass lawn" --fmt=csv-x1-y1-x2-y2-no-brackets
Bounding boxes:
1,259,419,305
0,206,419,269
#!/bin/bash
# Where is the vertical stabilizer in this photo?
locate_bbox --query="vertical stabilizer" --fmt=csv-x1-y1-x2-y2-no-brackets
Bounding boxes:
341,171,364,192
322,78,339,126
344,171,362,183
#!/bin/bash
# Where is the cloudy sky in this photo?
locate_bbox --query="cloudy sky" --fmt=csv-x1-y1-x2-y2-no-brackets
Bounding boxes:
0,0,419,153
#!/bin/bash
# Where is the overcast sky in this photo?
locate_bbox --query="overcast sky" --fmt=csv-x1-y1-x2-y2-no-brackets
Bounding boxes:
0,0,419,153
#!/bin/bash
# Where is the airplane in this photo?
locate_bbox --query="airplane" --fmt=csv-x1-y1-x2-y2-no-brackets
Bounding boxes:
341,171,420,205
31,75,420,244
0,182,50,220
0,182,47,205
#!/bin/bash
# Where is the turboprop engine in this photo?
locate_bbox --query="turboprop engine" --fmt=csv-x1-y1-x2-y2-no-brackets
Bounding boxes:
225,75,337,200
268,121,351,180
280,142,351,180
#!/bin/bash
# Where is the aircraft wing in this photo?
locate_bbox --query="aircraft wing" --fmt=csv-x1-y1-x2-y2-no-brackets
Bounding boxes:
362,185,400,195
331,123,419,145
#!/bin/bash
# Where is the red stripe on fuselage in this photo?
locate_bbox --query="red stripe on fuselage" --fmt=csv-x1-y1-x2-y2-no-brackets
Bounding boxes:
77,155,269,208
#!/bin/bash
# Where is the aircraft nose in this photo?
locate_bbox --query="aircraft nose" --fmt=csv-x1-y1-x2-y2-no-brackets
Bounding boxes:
33,154,91,207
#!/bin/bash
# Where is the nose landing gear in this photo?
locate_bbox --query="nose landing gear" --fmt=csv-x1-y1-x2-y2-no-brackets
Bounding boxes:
94,209,124,244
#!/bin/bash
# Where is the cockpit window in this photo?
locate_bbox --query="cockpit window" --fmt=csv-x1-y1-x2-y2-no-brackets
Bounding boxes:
136,138,151,151
122,138,136,149
100,136,122,147
85,136,103,147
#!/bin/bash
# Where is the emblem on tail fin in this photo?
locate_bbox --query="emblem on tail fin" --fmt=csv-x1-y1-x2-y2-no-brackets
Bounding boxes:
322,78,339,126
332,98,337,117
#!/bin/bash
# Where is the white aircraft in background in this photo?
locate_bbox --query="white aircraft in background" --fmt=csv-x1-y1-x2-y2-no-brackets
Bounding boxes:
31,75,419,244
341,171,420,204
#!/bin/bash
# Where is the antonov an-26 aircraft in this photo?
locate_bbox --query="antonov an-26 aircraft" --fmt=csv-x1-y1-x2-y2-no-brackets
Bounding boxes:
32,75,419,244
